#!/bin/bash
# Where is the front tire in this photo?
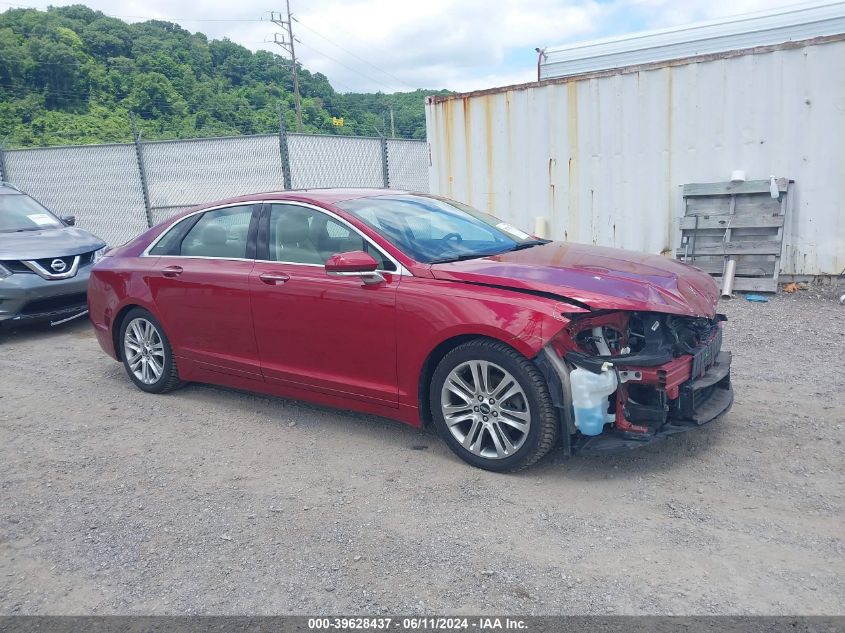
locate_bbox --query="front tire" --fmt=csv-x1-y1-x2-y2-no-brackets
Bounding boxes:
119,308,182,394
430,339,558,472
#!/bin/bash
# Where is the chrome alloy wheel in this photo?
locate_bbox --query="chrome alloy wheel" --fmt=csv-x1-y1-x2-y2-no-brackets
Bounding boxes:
440,360,531,459
123,317,165,385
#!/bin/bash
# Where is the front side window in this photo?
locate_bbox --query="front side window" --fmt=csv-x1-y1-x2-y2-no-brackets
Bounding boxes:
267,203,394,270
337,194,543,264
0,193,64,232
180,206,254,259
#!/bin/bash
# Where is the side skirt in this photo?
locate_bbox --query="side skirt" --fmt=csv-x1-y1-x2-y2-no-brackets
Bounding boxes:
178,358,422,428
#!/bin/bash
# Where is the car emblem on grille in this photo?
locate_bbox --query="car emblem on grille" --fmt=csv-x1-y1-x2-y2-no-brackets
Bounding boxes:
50,258,67,273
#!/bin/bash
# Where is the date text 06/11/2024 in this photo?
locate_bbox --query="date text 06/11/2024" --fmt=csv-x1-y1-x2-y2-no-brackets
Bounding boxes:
307,617,528,631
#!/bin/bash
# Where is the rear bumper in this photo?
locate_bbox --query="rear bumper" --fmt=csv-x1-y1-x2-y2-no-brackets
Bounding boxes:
0,269,90,325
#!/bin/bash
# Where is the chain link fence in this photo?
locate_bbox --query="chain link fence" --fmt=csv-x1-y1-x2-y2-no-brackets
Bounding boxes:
288,134,385,190
1,143,150,247
142,134,285,226
385,139,429,192
0,125,429,246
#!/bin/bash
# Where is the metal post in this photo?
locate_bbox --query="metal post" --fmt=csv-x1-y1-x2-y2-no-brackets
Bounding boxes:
278,106,292,190
0,146,7,183
380,135,389,189
130,112,154,228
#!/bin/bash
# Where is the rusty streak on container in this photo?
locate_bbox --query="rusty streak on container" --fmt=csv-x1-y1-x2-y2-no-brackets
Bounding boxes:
462,96,473,204
548,157,555,232
443,99,454,197
484,95,495,212
665,66,674,254
567,81,579,242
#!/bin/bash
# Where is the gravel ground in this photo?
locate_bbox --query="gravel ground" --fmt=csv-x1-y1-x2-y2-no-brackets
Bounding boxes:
1,291,843,615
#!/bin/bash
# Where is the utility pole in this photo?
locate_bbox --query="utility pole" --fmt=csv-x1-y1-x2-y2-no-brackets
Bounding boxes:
389,105,395,139
271,1,303,132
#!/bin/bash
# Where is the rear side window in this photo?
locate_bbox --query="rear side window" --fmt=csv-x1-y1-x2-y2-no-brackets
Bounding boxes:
149,216,194,255
180,206,254,259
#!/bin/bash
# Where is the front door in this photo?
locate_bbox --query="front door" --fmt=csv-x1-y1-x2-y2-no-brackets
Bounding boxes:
249,202,400,405
148,203,261,379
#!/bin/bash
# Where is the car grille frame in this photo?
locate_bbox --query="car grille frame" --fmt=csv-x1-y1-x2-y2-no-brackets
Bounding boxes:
1,251,96,278
690,327,723,379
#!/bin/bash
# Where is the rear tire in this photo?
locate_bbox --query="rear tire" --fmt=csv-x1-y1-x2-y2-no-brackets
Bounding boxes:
430,339,558,472
118,307,182,394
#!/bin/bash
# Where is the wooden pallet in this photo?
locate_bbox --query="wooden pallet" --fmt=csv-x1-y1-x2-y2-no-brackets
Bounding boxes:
676,178,792,293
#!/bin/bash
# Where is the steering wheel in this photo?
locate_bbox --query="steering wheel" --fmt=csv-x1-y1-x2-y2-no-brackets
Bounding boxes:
440,232,463,242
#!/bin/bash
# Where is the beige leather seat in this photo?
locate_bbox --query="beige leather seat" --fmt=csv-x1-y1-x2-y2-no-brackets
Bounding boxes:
184,223,244,258
273,211,324,265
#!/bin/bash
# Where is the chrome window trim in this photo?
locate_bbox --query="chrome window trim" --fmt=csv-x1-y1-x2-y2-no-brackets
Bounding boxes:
142,202,254,259
141,199,412,276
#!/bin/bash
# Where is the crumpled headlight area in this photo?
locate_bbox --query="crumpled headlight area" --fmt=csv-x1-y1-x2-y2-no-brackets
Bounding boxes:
555,311,725,374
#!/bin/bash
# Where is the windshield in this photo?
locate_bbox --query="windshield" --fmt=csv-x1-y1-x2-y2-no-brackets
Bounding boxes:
337,194,542,263
0,193,63,232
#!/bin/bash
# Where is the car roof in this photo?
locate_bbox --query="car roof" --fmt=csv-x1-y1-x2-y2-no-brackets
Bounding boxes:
167,188,419,224
242,188,412,205
224,188,416,206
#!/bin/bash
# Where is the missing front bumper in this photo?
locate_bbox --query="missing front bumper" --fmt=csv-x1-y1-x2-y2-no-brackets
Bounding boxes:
572,352,733,456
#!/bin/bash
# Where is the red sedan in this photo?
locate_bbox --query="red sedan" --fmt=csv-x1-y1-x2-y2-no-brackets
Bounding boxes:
88,189,732,471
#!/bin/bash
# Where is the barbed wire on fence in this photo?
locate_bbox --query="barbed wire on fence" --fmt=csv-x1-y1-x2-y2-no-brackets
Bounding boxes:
0,112,430,247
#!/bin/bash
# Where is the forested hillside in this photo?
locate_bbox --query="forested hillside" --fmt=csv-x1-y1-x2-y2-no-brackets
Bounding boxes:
0,5,448,147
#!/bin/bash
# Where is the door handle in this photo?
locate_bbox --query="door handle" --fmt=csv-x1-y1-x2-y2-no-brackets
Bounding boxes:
259,272,290,285
161,265,183,278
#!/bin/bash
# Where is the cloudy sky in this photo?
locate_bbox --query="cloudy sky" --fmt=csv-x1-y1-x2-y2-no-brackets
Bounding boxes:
5,0,809,92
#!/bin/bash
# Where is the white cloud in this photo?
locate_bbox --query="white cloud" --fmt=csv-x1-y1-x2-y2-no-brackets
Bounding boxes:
619,0,809,28
288,0,604,91
6,0,817,92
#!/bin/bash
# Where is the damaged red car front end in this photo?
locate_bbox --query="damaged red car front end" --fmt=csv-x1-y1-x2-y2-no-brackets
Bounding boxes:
431,241,733,455
543,309,732,454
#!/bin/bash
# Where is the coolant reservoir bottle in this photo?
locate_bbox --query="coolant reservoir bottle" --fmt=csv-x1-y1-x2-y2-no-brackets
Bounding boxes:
569,364,618,436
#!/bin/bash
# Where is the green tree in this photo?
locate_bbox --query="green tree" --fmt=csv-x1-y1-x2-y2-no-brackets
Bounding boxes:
0,5,451,147
128,71,186,118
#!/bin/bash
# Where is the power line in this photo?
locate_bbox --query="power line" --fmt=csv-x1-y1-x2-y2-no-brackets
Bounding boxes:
0,52,297,72
291,17,416,91
294,38,395,93
0,81,281,108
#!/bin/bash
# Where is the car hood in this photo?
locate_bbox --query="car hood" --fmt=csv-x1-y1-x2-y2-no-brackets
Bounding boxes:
0,226,106,260
430,241,720,317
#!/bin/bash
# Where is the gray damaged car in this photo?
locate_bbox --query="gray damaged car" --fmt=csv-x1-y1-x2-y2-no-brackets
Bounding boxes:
0,183,106,327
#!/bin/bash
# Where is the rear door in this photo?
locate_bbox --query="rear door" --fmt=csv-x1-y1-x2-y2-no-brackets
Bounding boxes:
249,202,401,405
147,203,261,379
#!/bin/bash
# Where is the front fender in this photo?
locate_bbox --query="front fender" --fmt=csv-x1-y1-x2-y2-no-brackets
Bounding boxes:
395,276,584,408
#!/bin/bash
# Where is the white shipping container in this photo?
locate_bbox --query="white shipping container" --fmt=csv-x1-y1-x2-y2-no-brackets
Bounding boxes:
425,36,845,276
